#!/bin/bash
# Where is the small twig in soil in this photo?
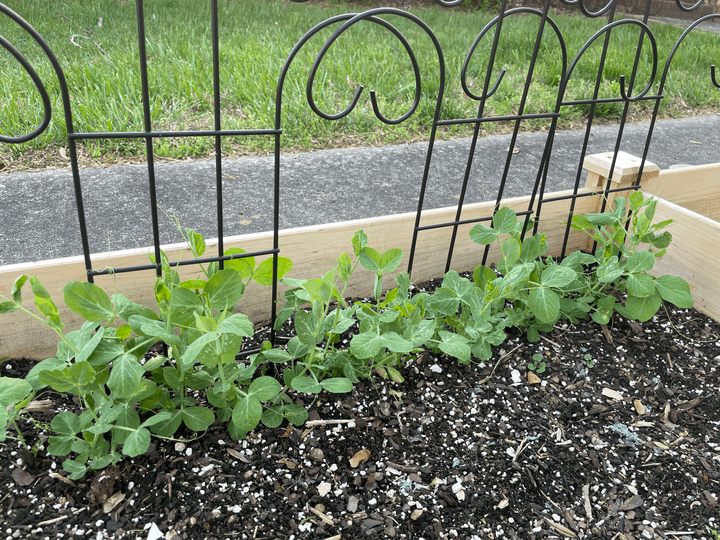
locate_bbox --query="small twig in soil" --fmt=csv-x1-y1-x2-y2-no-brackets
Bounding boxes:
305,418,374,427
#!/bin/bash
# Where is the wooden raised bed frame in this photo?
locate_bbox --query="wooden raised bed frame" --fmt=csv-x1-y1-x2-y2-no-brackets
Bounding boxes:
1,154,719,360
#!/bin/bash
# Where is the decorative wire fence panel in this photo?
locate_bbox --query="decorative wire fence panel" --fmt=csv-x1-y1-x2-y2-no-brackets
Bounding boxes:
1,0,718,331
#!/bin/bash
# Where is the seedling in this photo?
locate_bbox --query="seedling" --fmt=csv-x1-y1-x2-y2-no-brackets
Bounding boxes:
528,353,546,374
582,353,595,369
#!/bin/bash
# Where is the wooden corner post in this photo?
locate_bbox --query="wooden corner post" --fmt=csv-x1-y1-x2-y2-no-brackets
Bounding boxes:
583,151,660,250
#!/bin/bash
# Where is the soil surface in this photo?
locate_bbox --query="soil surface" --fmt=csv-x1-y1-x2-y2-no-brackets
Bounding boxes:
2,298,720,540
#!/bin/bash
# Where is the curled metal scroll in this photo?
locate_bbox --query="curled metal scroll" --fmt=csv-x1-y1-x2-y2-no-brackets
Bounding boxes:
433,0,466,6
558,0,615,18
675,0,705,13
561,19,658,104
657,14,720,94
305,10,423,125
0,22,52,143
460,7,567,102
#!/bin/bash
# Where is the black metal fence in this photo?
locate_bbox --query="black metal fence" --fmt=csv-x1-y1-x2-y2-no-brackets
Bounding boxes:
1,0,718,329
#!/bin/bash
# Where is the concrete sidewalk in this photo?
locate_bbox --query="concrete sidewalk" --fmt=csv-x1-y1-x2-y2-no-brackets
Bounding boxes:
1,113,719,266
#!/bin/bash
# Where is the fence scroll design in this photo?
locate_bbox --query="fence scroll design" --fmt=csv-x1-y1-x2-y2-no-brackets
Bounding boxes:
1,0,719,335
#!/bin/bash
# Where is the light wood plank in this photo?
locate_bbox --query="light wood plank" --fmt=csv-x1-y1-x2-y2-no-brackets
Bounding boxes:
644,193,720,321
642,163,720,221
0,189,595,359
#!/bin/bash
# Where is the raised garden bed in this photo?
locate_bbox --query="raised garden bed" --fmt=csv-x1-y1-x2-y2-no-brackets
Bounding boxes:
1,156,719,539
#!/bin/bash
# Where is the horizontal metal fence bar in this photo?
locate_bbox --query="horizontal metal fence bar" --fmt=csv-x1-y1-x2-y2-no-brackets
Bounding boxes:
540,184,641,205
68,129,281,140
436,112,560,126
561,95,663,106
88,248,279,277
417,209,534,232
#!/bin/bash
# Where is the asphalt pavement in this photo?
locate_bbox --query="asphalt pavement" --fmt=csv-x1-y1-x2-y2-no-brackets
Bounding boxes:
1,113,719,266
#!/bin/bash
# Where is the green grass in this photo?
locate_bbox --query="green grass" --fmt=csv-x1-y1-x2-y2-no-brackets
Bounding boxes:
1,0,718,166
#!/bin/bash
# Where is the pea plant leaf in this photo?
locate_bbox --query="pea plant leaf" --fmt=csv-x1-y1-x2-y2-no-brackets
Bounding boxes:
232,395,263,434
469,224,497,245
653,275,693,308
0,377,32,407
107,354,144,400
528,287,560,323
253,257,293,286
493,206,518,234
205,269,245,311
320,377,353,393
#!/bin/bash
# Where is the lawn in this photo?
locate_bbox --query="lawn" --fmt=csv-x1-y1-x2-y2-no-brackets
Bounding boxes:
1,0,718,166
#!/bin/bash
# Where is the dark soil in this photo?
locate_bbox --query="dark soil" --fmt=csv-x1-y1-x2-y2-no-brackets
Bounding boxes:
2,301,719,540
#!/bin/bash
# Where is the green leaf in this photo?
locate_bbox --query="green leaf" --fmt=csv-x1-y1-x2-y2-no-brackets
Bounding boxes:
51,411,83,436
627,273,656,298
232,395,262,433
169,288,204,326
179,279,208,290
122,427,151,457
261,349,293,364
285,404,309,426
628,190,644,209
30,276,63,329
287,336,312,359
216,313,254,337
540,265,577,288
0,301,17,314
350,331,383,360
148,409,183,438
654,275,694,308
261,407,284,428
528,287,560,323
291,376,322,394
501,237,521,264
107,354,144,399
469,224,497,245
386,367,405,383
320,377,353,394
493,207,517,234
583,211,617,226
253,256,292,286
625,251,655,273
248,376,281,401
186,228,206,258
472,265,497,290
294,310,318,345
26,357,66,391
358,247,382,272
379,248,403,274
62,459,87,479
182,406,215,432
10,275,28,304
351,231,368,257
625,291,663,322
206,269,245,311
438,331,471,363
380,332,413,354
63,281,114,322
224,248,254,278
337,252,353,282
0,377,32,407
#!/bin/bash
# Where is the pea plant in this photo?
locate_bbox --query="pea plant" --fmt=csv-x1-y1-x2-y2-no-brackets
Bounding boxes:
0,229,291,478
268,231,429,392
0,196,694,479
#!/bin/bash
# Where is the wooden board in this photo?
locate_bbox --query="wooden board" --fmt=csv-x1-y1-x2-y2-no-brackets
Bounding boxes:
0,189,595,359
642,163,720,222
644,193,720,322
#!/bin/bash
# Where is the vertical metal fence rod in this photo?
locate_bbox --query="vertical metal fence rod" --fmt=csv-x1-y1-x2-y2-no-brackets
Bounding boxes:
135,0,163,277
443,0,507,273
211,0,225,268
